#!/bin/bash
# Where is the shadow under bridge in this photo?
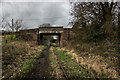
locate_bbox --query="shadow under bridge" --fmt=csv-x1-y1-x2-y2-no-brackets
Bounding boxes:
38,33,61,47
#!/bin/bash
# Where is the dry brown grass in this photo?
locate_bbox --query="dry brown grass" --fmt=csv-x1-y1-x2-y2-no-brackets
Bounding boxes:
62,47,120,78
2,41,44,78
49,47,63,79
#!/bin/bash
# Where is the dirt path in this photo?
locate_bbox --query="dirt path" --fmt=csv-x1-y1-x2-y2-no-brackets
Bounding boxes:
26,47,50,79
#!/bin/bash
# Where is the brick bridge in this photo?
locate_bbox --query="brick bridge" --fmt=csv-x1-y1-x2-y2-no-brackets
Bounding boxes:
19,26,73,47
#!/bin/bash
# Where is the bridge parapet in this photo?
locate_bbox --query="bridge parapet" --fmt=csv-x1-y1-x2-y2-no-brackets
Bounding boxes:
39,31,63,33
39,27,63,32
9,26,73,47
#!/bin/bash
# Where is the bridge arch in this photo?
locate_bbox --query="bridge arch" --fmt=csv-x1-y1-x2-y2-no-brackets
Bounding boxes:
19,26,73,47
38,33,61,46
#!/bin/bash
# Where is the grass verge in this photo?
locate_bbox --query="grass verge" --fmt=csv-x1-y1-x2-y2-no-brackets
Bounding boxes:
54,47,90,78
48,47,63,79
2,34,17,44
2,41,47,79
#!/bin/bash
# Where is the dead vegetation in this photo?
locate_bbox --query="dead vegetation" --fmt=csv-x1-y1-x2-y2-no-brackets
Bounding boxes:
69,2,120,79
64,40,120,78
2,41,45,79
49,47,63,79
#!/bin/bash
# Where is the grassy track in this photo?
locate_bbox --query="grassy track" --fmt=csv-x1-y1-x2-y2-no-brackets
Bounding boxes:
53,47,91,78
49,47,64,79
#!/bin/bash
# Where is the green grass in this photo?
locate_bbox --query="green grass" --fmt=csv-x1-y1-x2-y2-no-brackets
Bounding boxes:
2,34,17,44
14,46,48,78
2,40,48,79
43,45,48,49
33,46,47,58
54,48,90,78
2,44,28,66
33,52,41,58
19,59,36,78
48,48,59,78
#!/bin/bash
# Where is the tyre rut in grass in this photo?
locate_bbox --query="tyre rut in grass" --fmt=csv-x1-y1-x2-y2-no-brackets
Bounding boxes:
26,47,50,79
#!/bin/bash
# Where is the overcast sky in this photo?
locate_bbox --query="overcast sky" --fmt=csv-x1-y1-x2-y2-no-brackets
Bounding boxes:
1,0,117,30
0,1,72,29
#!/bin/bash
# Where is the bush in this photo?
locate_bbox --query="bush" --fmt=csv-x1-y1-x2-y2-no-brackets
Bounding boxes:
2,42,28,66
82,23,106,42
2,34,19,44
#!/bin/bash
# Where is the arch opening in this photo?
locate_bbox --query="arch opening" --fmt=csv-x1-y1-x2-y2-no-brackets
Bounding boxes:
38,33,61,47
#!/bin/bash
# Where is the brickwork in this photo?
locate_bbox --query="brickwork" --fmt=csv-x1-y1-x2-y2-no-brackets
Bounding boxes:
3,27,73,47
60,28,73,47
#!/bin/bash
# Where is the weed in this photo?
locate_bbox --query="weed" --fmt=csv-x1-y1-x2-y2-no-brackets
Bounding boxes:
2,41,47,79
19,59,36,78
55,47,90,78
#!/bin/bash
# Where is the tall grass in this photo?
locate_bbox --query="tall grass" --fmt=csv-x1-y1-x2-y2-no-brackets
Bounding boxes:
2,34,18,44
2,41,47,79
54,48,90,78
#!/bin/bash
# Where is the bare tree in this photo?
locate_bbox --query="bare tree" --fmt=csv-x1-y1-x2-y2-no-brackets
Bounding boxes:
0,17,8,31
7,19,14,31
14,19,23,31
7,19,23,32
100,1,118,35
71,1,119,36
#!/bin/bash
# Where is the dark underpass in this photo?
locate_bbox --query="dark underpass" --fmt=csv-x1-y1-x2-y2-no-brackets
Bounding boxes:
38,33,61,47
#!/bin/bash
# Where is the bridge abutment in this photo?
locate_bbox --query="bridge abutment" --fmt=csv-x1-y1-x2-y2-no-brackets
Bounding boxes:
19,26,73,47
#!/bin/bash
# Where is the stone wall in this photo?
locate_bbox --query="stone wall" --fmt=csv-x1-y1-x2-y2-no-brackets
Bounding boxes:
2,27,73,47
19,29,38,41
60,28,73,47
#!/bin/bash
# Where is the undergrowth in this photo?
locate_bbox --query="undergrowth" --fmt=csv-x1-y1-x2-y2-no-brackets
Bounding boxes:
54,47,91,78
2,41,47,79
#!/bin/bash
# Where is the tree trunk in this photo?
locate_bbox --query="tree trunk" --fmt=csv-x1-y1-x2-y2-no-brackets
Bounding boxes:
118,12,120,40
101,2,113,36
104,8,113,35
118,13,120,28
